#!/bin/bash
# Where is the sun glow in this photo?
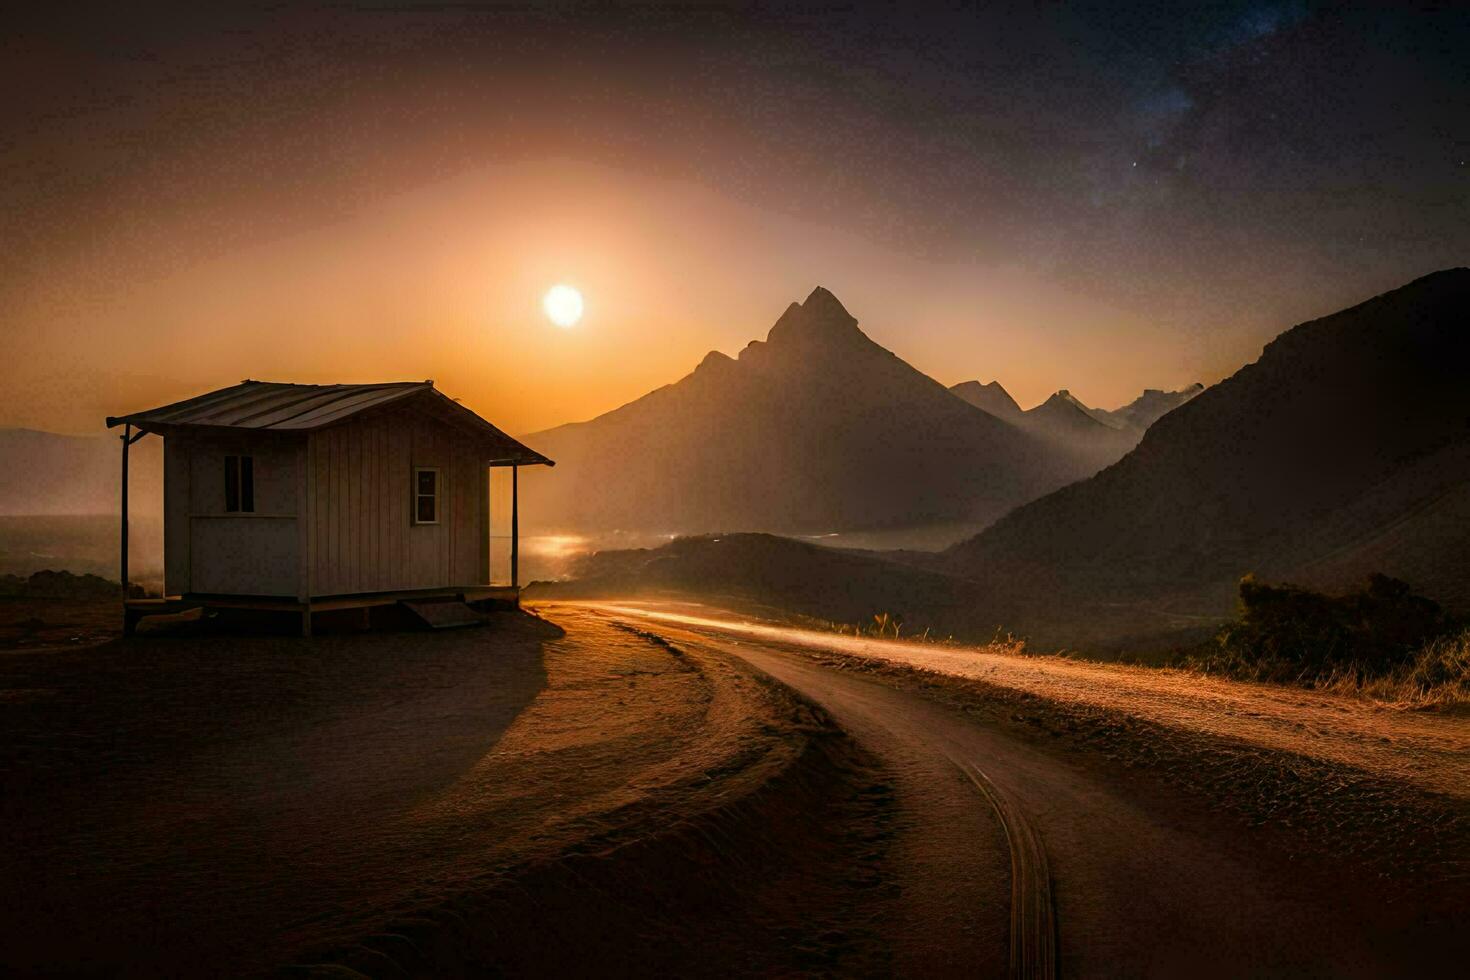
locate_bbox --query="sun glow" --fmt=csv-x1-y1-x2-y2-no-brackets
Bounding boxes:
543,284,584,327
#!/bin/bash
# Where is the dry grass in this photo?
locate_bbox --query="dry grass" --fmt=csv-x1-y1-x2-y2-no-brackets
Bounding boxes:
796,611,1032,656
803,607,1470,711
1179,627,1470,711
1314,628,1470,710
1175,575,1470,710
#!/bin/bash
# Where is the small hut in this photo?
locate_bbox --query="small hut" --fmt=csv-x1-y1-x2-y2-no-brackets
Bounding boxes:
106,380,552,634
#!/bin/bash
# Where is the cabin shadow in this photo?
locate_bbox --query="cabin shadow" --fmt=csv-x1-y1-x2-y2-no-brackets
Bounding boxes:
0,609,560,975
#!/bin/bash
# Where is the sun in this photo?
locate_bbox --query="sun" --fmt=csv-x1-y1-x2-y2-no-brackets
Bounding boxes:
543,284,584,328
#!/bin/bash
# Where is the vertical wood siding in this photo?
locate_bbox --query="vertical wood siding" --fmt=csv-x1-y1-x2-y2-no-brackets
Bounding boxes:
170,433,304,596
163,439,191,594
309,411,488,596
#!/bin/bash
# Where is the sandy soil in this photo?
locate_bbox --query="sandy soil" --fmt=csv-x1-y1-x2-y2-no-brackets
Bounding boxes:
0,602,899,977
585,602,1470,976
8,597,1465,976
582,600,1470,881
0,595,123,650
583,601,1470,798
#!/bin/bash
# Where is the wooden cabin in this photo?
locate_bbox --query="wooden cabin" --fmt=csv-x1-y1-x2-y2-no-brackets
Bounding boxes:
106,380,553,634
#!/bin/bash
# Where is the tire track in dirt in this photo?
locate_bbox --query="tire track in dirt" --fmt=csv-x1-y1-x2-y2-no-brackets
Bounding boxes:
291,606,905,978
957,760,1056,980
601,604,1468,977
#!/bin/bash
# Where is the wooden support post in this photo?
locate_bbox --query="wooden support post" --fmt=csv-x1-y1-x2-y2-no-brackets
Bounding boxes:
478,466,491,585
120,423,131,607
296,436,313,611
511,464,520,589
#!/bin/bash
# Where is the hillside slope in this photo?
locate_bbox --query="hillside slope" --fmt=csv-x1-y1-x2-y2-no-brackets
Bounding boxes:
1096,384,1204,431
949,380,1023,421
945,268,1470,635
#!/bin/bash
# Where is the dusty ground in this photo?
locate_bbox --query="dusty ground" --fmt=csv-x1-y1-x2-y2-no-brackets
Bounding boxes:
584,601,1470,976
0,595,123,650
583,601,1470,797
0,600,900,977
6,597,1467,977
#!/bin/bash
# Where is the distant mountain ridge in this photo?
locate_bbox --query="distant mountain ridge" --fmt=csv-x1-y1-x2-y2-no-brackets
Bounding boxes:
1094,384,1204,430
950,379,1204,436
950,380,1168,473
949,380,1023,421
521,287,1087,535
543,269,1470,651
945,267,1470,640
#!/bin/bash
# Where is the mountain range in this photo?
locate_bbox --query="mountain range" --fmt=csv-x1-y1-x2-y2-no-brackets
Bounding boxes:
521,287,1092,535
543,269,1470,649
950,379,1202,472
945,267,1470,639
4,289,1194,551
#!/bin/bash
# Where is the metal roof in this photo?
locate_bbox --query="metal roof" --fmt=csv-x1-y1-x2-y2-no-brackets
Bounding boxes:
107,380,553,466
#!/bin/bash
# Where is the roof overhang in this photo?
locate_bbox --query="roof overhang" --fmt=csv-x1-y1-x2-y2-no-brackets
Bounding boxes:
107,380,553,467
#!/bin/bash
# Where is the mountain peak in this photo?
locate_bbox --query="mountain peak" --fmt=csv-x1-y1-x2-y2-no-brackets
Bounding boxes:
1044,389,1088,410
696,349,734,372
802,285,856,323
1032,390,1108,426
764,286,865,349
950,379,1024,421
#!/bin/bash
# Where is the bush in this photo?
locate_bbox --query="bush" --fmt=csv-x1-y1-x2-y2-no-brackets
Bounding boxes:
0,570,143,599
1199,574,1451,684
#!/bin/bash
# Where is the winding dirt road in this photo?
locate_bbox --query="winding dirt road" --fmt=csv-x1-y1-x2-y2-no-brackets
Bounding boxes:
564,601,1468,978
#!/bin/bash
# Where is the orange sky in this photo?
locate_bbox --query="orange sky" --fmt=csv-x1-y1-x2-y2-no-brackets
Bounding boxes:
3,158,1343,438
5,6,1466,442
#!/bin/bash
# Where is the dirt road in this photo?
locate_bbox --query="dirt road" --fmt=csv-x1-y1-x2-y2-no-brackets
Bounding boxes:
4,597,1464,976
571,601,1468,977
583,601,1470,798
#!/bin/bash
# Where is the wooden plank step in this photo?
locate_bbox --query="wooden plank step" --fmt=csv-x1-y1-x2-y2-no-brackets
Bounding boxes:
399,600,486,630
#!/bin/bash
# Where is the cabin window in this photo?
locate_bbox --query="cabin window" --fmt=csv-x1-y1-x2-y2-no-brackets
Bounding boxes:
225,455,254,513
414,467,439,524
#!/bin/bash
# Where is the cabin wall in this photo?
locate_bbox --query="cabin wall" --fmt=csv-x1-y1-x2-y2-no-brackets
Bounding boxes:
307,412,488,597
165,433,303,596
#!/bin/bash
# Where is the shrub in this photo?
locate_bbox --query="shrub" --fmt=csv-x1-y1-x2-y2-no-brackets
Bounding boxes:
0,570,143,599
1198,574,1451,685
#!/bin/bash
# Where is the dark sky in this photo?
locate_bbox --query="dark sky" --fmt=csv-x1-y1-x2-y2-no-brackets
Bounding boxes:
3,2,1467,429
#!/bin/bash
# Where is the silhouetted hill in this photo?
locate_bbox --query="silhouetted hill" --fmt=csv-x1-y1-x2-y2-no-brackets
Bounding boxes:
532,532,979,628
1022,389,1120,437
952,381,1198,474
949,380,1023,421
0,429,161,516
946,268,1470,638
521,288,1085,534
1013,390,1136,472
1095,384,1204,431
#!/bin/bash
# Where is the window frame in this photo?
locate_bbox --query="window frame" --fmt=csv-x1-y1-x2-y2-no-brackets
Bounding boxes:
224,454,255,514
413,466,440,525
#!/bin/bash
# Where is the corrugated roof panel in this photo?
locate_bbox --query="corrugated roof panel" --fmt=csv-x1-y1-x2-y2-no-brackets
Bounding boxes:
142,383,271,424
224,386,363,428
267,385,426,429
189,385,321,426
111,382,428,430
105,380,553,467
